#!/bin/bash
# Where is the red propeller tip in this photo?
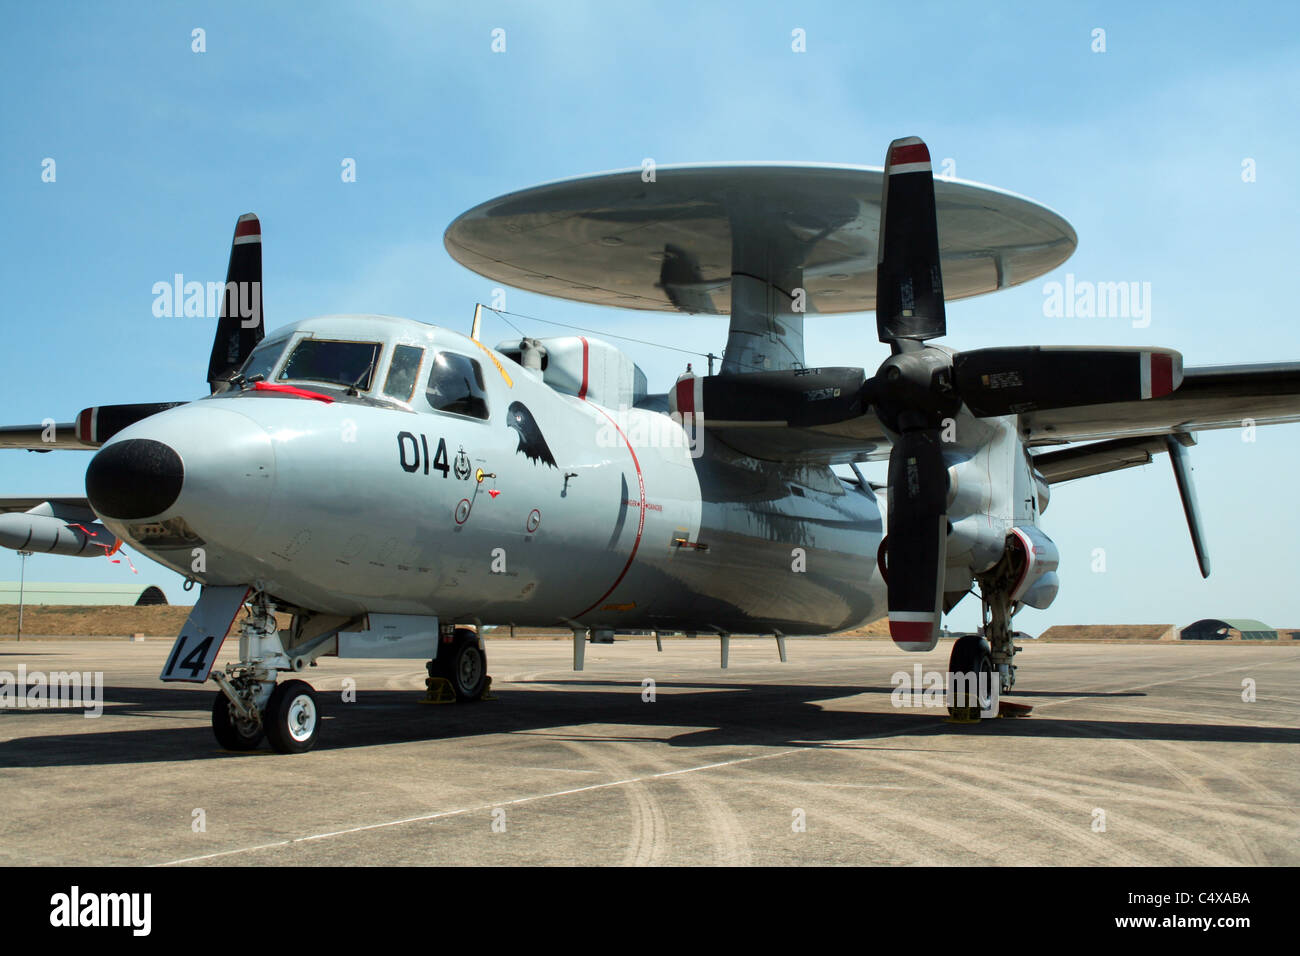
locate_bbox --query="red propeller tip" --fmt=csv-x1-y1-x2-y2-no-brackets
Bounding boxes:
887,141,931,170
889,615,939,649
233,215,261,240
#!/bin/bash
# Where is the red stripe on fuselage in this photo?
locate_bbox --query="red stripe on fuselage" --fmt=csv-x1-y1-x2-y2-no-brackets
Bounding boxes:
578,336,589,400
572,403,646,619
252,381,336,403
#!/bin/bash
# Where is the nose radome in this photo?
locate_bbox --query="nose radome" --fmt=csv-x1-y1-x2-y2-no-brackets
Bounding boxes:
85,438,184,519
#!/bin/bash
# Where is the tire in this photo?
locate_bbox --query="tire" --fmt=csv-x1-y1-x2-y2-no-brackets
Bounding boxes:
263,679,321,754
434,628,488,702
947,635,995,720
212,691,263,751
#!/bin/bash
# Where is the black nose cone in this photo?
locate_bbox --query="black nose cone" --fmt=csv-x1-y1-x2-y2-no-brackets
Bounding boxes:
85,439,184,519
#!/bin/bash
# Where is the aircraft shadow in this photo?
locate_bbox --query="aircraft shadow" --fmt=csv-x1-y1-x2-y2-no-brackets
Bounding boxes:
0,678,1294,768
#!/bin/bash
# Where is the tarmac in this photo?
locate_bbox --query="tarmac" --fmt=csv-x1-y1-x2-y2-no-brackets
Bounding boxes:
1,637,1296,866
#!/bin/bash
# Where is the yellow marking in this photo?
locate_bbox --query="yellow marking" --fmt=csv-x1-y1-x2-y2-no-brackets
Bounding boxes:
470,336,513,388
421,677,456,704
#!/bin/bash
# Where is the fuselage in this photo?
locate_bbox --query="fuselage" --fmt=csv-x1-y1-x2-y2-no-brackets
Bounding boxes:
90,315,887,636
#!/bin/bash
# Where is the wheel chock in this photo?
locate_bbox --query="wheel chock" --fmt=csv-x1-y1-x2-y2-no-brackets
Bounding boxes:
480,676,496,701
998,700,1033,718
422,677,456,704
944,706,982,724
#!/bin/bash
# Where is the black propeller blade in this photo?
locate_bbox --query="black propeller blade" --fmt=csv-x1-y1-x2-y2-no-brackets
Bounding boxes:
207,213,265,393
953,346,1182,416
876,136,946,350
872,138,953,649
884,418,949,649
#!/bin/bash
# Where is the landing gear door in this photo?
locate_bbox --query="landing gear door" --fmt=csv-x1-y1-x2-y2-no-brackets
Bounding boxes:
160,585,250,682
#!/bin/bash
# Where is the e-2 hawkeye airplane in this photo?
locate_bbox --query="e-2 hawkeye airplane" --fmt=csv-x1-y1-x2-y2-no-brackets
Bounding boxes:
3,137,1298,753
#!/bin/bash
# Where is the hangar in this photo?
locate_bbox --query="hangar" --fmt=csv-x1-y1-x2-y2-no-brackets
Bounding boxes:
0,582,168,606
1181,618,1277,641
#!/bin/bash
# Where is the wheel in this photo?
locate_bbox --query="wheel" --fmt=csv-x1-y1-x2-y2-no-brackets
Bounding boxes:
433,628,488,702
212,691,263,751
263,679,321,754
947,635,995,720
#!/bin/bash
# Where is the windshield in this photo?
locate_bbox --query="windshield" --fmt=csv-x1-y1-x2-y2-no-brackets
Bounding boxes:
383,344,424,402
237,336,289,383
278,339,382,390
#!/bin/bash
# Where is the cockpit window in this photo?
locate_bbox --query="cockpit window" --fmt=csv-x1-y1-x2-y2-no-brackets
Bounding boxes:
426,351,489,420
238,336,289,384
278,339,382,391
383,345,424,403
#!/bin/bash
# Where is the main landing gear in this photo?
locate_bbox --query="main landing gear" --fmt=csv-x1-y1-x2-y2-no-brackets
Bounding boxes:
425,626,490,703
946,546,1033,721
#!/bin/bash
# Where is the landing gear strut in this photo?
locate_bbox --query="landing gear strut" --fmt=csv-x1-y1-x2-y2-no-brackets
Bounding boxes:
944,542,1034,721
209,592,327,754
975,544,1026,694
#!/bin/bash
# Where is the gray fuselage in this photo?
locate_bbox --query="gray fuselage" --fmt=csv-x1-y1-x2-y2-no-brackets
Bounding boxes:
95,315,886,636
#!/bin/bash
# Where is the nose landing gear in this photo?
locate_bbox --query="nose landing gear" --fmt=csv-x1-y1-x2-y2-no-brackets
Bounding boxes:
263,679,320,753
209,592,328,754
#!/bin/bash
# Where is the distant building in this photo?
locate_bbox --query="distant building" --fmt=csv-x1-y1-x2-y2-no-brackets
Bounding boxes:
0,582,169,606
1180,618,1277,641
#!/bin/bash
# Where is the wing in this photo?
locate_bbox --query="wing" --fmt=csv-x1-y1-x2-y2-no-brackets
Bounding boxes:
1020,362,1300,445
0,402,185,452
0,422,95,451
665,361,1300,466
1024,362,1300,580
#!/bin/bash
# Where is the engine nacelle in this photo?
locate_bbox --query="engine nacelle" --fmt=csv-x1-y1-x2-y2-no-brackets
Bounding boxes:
497,335,648,409
0,508,119,557
1020,571,1059,610
1007,525,1060,609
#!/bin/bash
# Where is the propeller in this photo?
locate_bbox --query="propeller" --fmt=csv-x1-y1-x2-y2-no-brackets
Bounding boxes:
207,213,265,393
867,137,1182,651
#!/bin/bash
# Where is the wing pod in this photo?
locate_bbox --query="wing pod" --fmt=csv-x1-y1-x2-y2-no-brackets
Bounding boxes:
0,502,119,557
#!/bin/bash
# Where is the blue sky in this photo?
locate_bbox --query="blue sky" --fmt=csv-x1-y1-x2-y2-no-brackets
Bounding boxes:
2,2,1297,632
